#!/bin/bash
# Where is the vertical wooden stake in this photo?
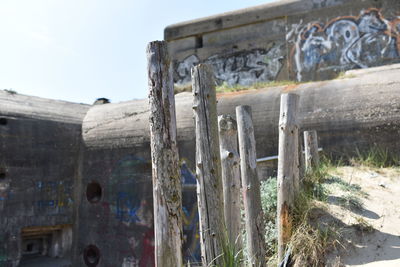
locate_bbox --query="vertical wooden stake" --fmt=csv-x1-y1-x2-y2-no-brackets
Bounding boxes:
192,64,226,266
304,130,320,171
147,41,183,267
277,93,300,263
218,115,242,250
299,133,305,181
236,105,266,267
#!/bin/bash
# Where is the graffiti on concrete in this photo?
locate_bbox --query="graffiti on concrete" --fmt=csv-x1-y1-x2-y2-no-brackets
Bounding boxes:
0,181,10,203
36,180,73,213
175,44,285,86
287,8,400,81
109,155,201,265
180,163,201,263
110,155,152,227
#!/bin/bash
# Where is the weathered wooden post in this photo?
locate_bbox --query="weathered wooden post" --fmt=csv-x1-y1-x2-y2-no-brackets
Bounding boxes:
147,41,183,267
192,64,227,266
304,130,320,170
277,93,300,263
218,115,242,250
299,134,305,180
236,105,266,267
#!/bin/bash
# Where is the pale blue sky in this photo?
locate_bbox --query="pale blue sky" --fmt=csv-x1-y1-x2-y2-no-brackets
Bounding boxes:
0,0,274,104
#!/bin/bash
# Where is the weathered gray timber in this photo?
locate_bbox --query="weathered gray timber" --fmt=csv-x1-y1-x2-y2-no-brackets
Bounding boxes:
236,105,266,267
277,93,300,262
218,115,242,250
299,137,305,180
304,130,320,170
147,41,183,267
192,64,226,266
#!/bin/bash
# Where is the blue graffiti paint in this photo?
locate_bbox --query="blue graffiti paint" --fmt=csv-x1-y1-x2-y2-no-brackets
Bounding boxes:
115,192,141,223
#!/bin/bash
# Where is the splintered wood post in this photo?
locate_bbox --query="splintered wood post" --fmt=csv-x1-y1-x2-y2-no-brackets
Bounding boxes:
277,93,300,263
304,130,320,171
147,41,183,267
192,64,227,266
218,115,242,250
299,132,305,180
236,105,266,267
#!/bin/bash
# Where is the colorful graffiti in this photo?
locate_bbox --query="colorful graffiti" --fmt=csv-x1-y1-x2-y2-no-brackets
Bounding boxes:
36,180,73,213
175,43,285,86
287,8,400,81
110,155,152,227
108,155,201,266
0,181,10,203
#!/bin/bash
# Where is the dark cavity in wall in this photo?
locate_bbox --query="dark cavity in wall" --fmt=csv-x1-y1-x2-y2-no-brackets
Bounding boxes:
0,118,8,125
84,245,101,267
195,36,203,49
86,182,102,203
0,168,6,180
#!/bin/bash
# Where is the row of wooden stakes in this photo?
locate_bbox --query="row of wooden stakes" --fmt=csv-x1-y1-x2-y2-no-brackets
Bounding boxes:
147,41,320,267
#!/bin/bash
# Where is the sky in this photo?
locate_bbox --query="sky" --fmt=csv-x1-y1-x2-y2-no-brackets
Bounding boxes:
0,0,275,104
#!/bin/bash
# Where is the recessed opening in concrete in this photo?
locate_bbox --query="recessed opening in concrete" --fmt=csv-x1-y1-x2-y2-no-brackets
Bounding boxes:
0,118,7,125
0,171,6,180
19,224,73,266
195,36,203,49
83,245,100,267
86,182,102,203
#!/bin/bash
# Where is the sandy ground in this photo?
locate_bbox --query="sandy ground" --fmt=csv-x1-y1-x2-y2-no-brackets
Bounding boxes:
325,166,400,267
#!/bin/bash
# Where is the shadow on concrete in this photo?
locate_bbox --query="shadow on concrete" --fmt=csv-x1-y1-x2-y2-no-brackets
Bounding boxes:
19,255,71,267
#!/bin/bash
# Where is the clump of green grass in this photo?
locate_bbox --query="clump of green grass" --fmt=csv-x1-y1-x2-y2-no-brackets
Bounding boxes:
352,217,375,233
352,146,400,168
324,176,361,194
216,80,299,93
335,71,356,79
260,157,342,266
288,163,344,266
260,177,278,256
219,240,245,267
338,194,364,211
4,89,17,95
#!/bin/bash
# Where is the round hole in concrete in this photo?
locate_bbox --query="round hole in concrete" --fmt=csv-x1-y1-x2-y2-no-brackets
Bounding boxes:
0,118,7,125
83,245,100,267
86,182,102,203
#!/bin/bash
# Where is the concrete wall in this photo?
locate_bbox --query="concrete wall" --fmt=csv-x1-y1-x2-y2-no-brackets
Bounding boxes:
74,138,201,266
74,64,400,266
165,0,400,87
0,90,89,266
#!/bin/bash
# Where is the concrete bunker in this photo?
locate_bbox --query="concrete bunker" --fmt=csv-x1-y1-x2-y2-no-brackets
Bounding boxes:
20,225,73,263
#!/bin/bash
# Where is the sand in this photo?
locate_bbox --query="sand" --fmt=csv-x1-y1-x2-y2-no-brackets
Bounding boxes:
325,166,400,267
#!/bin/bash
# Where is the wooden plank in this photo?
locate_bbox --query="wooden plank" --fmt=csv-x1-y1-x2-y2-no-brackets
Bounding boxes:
147,40,183,267
236,105,266,266
192,64,227,266
277,93,300,262
304,130,320,170
218,114,242,250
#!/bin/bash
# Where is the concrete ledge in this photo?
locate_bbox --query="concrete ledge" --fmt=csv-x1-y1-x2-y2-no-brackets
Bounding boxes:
164,0,347,41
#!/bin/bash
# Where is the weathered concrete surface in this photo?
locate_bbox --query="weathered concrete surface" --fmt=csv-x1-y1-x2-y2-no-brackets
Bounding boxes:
83,63,400,157
166,0,400,87
164,0,345,41
0,91,89,266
